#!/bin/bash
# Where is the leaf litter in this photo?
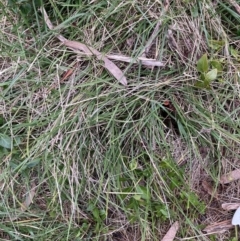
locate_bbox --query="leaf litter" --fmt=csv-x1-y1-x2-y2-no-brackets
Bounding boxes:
40,7,166,86
161,221,179,241
220,169,240,184
40,7,127,86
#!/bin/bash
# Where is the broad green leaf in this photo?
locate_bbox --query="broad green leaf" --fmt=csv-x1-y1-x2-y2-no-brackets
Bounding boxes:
205,69,218,82
0,134,12,149
197,53,208,73
210,60,222,72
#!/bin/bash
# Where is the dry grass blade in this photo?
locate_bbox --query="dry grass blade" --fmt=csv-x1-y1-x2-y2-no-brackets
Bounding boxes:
222,203,240,210
9,183,36,221
74,47,165,67
227,0,240,14
220,169,240,184
141,0,170,57
104,54,165,67
202,179,218,199
40,7,127,86
60,63,77,82
20,183,36,212
161,221,179,241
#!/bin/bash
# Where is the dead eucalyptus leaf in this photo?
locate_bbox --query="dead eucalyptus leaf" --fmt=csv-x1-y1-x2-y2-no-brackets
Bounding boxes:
222,203,240,211
220,169,240,184
63,40,127,85
20,184,36,212
161,221,179,241
40,7,127,86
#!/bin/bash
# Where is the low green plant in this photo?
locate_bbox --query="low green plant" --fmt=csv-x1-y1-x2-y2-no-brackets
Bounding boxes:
195,53,223,89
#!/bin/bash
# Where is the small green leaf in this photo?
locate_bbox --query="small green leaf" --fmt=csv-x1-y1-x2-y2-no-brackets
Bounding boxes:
27,158,41,168
205,69,218,82
129,160,137,170
230,47,239,58
0,134,12,149
210,60,222,72
195,80,211,89
14,136,22,146
208,39,225,50
120,187,133,199
200,73,206,81
133,195,141,201
191,5,199,17
92,208,101,221
136,185,150,200
87,202,94,212
197,53,208,73
159,208,170,218
99,209,106,220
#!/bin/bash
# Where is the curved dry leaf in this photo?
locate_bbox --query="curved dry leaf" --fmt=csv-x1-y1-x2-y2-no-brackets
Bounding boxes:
222,203,240,211
20,185,36,212
161,221,179,241
220,169,240,184
203,219,233,234
40,7,127,86
63,40,127,85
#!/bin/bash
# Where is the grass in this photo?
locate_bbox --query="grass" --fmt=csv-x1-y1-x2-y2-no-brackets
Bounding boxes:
0,0,240,240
